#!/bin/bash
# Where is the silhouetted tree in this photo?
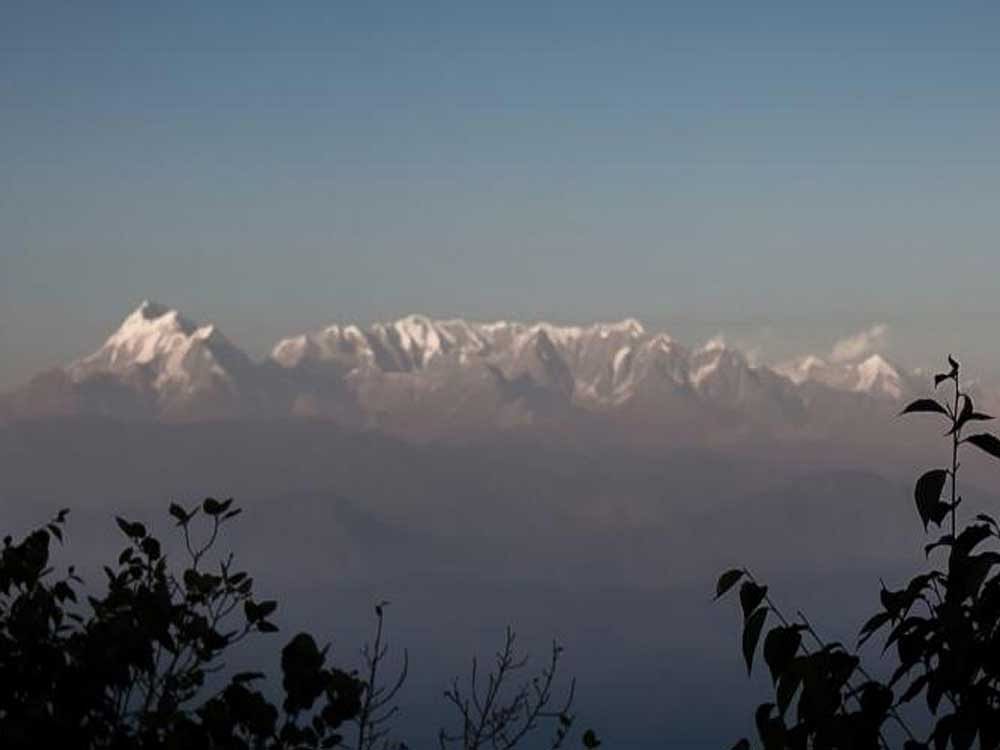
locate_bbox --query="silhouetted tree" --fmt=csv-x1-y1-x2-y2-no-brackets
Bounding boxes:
718,356,1000,749
438,627,576,750
0,496,592,749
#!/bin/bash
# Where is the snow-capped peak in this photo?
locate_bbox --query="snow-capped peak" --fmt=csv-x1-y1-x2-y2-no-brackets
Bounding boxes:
388,314,447,364
69,301,250,396
774,350,905,400
774,355,829,385
698,334,727,354
597,318,645,338
855,354,903,398
86,301,198,368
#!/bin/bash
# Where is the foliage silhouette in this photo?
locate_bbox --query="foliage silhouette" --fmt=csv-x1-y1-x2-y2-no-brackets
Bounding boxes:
718,356,1000,749
0,497,590,749
437,627,576,750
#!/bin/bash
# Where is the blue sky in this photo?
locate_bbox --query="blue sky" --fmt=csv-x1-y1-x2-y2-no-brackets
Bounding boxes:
3,1,1000,386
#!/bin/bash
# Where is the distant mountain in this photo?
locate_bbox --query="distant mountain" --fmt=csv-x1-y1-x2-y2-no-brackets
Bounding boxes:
0,301,946,439
774,352,913,400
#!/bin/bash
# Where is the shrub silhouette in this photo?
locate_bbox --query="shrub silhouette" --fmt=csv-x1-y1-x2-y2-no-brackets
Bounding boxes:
0,496,585,749
718,356,1000,749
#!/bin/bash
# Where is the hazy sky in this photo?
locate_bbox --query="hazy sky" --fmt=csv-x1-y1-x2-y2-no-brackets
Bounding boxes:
3,1,1000,387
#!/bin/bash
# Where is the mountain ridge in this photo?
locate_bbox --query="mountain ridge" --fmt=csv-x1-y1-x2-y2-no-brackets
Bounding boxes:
0,301,945,437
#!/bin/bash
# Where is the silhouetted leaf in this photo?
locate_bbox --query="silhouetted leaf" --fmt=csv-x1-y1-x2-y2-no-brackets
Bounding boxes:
914,470,948,530
168,502,188,524
233,671,266,684
582,729,601,749
925,534,954,557
114,516,146,539
948,395,975,435
764,626,801,684
899,673,929,704
901,399,949,417
955,524,993,555
740,581,768,619
966,433,1000,461
258,620,279,633
716,569,745,599
934,373,951,387
742,607,768,675
953,713,977,750
776,669,802,717
858,611,892,646
926,678,944,713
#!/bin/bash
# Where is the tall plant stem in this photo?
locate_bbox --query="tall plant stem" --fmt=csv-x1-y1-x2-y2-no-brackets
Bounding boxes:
951,370,960,538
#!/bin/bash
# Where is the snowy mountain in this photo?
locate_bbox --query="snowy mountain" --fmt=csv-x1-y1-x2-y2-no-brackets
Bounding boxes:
774,353,911,400
71,301,252,389
1,302,931,436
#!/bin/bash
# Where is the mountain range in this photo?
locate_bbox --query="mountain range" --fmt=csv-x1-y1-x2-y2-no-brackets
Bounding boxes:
0,301,974,441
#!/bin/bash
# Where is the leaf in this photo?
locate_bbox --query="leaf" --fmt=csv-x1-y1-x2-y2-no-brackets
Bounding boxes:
754,704,776,743
966,433,1000,461
739,581,768,619
742,607,768,675
947,395,975,435
257,620,279,633
233,671,266,684
715,569,745,599
169,502,188,524
257,600,278,618
776,670,802,716
858,611,891,646
934,373,951,388
955,523,993,555
203,497,223,515
763,626,801,684
900,399,949,417
114,516,146,539
914,470,948,530
140,537,161,560
582,729,601,749
948,354,959,371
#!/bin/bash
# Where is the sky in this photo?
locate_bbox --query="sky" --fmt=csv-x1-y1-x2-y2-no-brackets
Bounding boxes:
3,0,1000,388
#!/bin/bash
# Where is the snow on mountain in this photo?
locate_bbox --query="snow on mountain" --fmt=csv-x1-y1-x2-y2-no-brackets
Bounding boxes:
0,303,926,430
64,301,258,418
854,355,905,399
775,352,907,400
